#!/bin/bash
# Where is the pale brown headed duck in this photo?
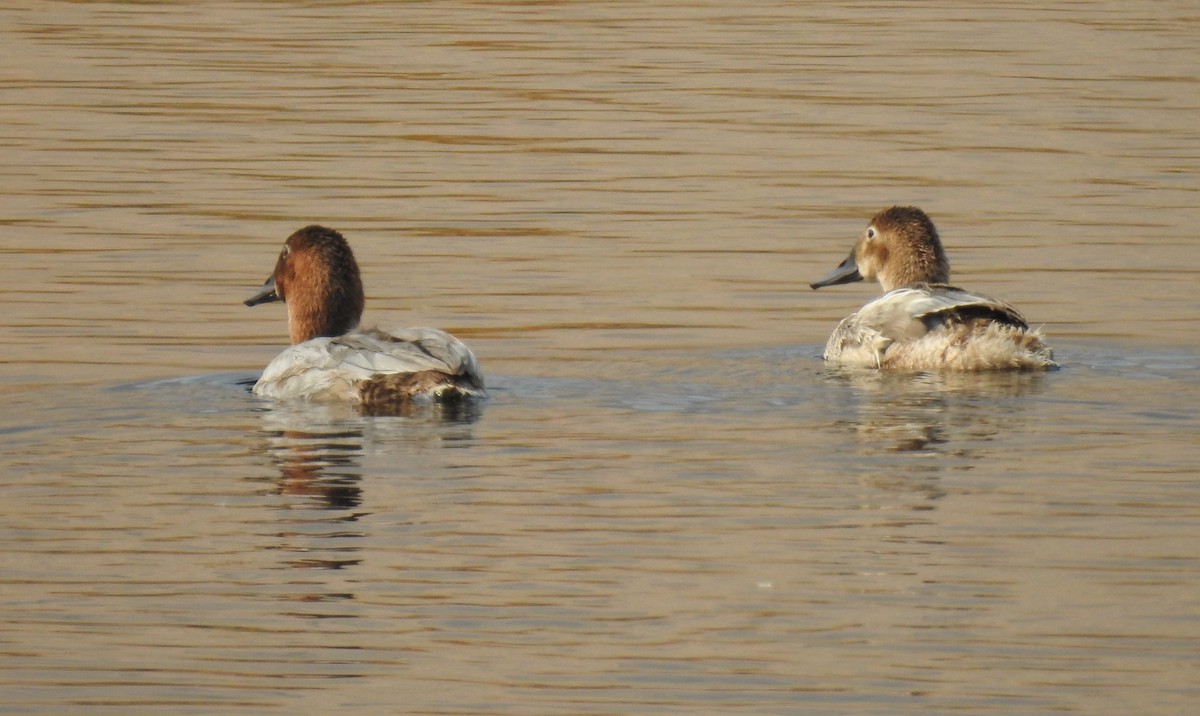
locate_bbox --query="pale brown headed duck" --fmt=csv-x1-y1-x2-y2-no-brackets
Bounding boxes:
810,207,1056,371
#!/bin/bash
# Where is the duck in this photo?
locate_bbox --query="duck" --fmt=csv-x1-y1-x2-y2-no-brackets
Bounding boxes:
244,225,485,406
809,206,1056,371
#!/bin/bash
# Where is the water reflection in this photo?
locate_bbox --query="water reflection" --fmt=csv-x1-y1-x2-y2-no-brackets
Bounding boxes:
251,400,481,598
7,0,1198,709
262,425,365,508
254,399,481,501
828,368,1049,452
822,369,1051,505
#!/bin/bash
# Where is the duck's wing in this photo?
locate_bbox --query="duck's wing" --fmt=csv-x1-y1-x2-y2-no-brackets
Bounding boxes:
355,327,484,385
915,284,1029,329
860,284,1028,339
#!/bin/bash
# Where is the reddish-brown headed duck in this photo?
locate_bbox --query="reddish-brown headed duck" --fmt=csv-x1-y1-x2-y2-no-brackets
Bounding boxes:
245,226,485,406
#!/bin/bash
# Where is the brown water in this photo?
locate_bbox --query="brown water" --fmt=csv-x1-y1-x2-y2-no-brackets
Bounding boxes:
2,2,1198,714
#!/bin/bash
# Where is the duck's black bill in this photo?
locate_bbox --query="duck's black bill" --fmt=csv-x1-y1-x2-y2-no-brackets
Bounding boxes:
810,250,863,289
244,277,281,307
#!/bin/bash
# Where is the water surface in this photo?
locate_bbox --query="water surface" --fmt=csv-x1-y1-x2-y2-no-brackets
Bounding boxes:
2,2,1198,714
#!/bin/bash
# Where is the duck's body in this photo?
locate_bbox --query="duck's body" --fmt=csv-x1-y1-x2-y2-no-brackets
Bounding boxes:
245,226,485,406
821,283,1054,370
811,207,1055,371
253,327,484,403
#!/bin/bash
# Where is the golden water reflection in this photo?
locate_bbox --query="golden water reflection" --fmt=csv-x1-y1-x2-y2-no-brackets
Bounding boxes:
2,1,1198,713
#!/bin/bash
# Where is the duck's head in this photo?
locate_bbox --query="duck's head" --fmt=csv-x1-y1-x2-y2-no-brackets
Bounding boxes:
810,206,950,293
245,225,365,344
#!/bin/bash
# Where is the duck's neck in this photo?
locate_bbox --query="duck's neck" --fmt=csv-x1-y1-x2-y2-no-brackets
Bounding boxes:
880,254,949,292
287,283,364,344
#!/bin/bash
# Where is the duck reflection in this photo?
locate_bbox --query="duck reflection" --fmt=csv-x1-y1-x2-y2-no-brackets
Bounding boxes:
823,369,1051,503
829,368,1049,452
255,399,482,508
250,398,481,602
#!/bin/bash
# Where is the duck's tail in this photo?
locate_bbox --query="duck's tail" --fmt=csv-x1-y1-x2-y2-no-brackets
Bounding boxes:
876,323,1057,371
358,370,486,409
941,323,1057,371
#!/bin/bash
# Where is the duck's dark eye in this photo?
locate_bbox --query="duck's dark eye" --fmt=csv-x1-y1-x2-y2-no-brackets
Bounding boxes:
867,227,876,239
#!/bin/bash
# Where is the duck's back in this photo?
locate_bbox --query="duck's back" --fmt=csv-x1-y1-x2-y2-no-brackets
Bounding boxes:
825,284,1055,371
253,327,485,403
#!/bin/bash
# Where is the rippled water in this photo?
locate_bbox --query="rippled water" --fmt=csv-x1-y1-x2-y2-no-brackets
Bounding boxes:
2,2,1198,714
